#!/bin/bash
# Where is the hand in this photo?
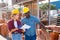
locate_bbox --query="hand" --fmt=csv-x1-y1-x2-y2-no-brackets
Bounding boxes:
22,29,25,33
14,28,18,31
11,28,18,33
9,32,12,38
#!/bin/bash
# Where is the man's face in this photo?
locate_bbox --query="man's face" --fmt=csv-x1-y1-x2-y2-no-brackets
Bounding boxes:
24,13,30,18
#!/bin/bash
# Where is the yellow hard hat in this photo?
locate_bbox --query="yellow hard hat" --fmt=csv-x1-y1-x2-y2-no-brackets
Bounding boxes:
22,7,29,14
11,9,19,15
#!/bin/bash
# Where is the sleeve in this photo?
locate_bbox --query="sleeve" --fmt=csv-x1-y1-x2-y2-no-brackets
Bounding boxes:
34,17,40,24
21,19,25,25
7,22,13,31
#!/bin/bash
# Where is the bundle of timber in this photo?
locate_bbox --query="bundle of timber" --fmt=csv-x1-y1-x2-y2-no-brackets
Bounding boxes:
50,32,59,40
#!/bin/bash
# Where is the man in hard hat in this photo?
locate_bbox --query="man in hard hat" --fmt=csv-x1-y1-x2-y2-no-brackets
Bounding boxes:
21,7,40,40
8,9,24,40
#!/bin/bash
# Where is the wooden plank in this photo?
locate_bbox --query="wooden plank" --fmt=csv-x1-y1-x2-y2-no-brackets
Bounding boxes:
1,23,8,37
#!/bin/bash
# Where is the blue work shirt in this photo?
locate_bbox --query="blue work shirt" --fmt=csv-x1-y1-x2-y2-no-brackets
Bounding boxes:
21,15,40,36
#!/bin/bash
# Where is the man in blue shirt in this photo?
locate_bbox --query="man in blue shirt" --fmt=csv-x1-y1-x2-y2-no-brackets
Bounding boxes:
21,7,40,40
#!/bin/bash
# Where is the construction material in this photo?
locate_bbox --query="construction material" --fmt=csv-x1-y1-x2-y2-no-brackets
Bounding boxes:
50,32,59,40
56,15,60,26
0,23,8,37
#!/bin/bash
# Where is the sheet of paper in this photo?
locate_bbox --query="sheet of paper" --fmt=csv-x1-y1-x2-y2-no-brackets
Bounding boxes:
20,24,31,30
